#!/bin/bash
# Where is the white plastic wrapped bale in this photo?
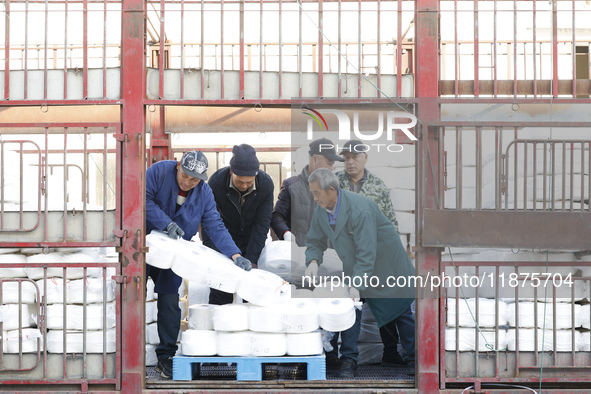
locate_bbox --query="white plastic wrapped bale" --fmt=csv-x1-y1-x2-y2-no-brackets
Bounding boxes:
390,189,416,211
505,302,581,329
395,211,415,235
146,344,158,366
45,303,116,330
236,269,288,306
0,248,20,255
0,254,27,278
68,278,116,304
181,329,217,356
579,331,590,351
444,328,507,351
145,231,178,269
146,322,160,345
25,252,85,279
578,306,591,329
5,328,42,353
0,304,32,330
60,251,104,278
46,329,116,353
358,303,381,343
258,241,306,284
248,304,285,332
318,298,356,332
250,332,287,356
286,331,323,356
1,280,37,304
446,298,508,328
212,304,249,331
216,331,252,356
281,298,319,333
188,304,215,330
506,329,578,352
36,278,67,304
146,301,157,324
146,278,156,301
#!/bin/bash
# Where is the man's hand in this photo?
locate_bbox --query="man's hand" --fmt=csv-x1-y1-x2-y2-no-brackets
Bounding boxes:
283,231,295,242
305,261,319,278
233,256,252,271
166,222,185,239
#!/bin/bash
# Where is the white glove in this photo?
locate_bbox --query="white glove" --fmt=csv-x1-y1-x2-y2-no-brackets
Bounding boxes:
304,261,319,278
349,287,360,300
283,231,294,242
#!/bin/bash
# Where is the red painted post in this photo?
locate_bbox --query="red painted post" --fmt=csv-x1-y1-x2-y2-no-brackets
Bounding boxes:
416,0,441,390
120,0,146,391
4,0,9,100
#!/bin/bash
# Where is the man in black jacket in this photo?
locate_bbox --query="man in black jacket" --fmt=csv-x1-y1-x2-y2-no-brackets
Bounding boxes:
202,144,274,305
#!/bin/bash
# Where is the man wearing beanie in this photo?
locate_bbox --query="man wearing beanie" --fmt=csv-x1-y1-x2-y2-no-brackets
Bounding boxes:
202,144,275,305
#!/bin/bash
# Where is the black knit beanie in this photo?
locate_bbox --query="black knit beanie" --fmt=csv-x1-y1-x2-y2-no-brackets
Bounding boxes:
229,144,260,176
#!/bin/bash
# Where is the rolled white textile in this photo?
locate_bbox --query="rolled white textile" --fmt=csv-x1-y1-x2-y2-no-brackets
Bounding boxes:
0,304,32,330
0,254,27,278
446,298,508,328
188,282,210,305
146,322,160,345
248,304,285,332
212,304,249,331
188,304,215,330
181,330,217,356
505,302,581,329
282,299,319,333
286,331,323,356
146,344,158,366
68,278,116,303
216,331,252,356
444,328,507,351
46,329,116,353
145,231,178,269
146,301,157,324
506,328,577,352
45,302,116,330
318,298,356,332
5,328,42,354
258,241,302,283
293,289,314,298
236,269,287,306
36,278,67,304
201,260,247,295
1,280,37,304
250,332,286,356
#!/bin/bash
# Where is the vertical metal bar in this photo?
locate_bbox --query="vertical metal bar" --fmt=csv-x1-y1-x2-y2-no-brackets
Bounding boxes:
220,0,223,99
455,293,459,378
44,129,49,242
298,0,302,98
397,0,402,97
589,142,591,212
533,0,537,97
551,142,556,211
0,142,3,228
200,0,205,99
513,0,517,97
83,128,88,240
63,128,68,240
83,270,87,379
180,0,185,99
338,0,342,97
454,0,458,97
561,141,566,211
103,128,108,241
278,0,282,98
543,141,547,211
239,0,245,99
19,142,23,229
572,0,576,97
533,142,537,211
474,268,480,372
569,143,574,211
524,141,528,210
476,128,482,209
159,0,165,99
474,0,479,97
83,0,88,99
513,138,518,211
103,271,108,378
64,0,69,99
552,0,558,98
318,0,323,98
493,0,497,97
456,128,462,209
24,0,29,100
495,128,500,209
3,0,9,100
103,0,107,99
581,142,585,212
358,0,362,98
44,0,49,100
377,0,381,96
259,0,263,99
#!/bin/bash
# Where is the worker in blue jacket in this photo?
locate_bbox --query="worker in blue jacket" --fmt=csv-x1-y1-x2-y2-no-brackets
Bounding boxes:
146,150,252,379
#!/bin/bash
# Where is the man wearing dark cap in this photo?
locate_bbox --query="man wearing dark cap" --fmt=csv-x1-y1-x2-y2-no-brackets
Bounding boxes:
271,137,344,246
336,140,414,372
146,151,252,379
203,144,275,305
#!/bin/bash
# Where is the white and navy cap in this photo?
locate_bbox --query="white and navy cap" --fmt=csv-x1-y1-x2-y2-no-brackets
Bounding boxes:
180,151,209,180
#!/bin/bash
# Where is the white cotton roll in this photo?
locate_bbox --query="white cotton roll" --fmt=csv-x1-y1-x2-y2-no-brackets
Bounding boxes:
0,304,31,330
188,304,215,330
202,261,247,295
5,328,42,353
68,278,115,303
188,282,210,305
46,329,116,353
181,330,217,356
216,331,252,356
249,304,285,332
444,328,507,351
0,254,27,278
145,231,178,269
505,302,581,329
1,280,37,304
282,299,319,333
45,303,116,330
236,269,286,306
146,322,160,345
36,278,67,304
318,298,356,332
286,331,323,356
250,332,286,357
257,241,298,282
212,304,249,331
293,289,314,298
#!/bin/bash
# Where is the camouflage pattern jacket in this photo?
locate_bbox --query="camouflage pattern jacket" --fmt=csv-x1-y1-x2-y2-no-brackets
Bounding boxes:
336,169,399,232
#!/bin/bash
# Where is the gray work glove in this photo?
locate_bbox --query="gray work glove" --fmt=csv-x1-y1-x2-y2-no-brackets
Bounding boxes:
166,221,185,239
234,256,252,271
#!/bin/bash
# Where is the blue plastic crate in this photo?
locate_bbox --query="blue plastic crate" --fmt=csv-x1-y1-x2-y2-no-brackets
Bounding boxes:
173,354,326,381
